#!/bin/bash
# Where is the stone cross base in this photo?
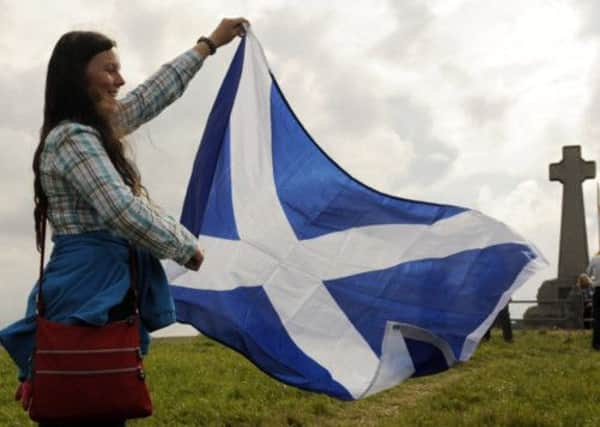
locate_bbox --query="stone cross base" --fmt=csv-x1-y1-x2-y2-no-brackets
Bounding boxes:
523,277,583,329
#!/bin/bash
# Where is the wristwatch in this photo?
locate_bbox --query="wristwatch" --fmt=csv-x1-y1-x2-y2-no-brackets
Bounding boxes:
196,36,216,55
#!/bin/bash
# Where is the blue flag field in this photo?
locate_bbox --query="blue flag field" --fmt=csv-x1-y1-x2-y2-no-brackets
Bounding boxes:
166,30,546,400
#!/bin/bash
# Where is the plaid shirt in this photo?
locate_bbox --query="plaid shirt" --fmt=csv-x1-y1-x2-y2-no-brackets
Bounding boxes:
588,255,600,288
40,49,205,265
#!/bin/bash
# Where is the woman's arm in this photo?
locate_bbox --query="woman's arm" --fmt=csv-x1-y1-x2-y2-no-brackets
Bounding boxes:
113,49,205,136
113,17,248,136
53,123,199,266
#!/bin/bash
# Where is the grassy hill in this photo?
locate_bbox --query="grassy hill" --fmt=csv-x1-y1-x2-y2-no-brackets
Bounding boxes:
1,330,599,426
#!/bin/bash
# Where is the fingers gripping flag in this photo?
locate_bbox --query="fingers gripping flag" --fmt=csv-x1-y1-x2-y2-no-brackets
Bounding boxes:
167,30,546,400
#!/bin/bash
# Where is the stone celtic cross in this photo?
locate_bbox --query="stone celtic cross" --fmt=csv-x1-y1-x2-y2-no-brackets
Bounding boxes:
524,145,596,327
550,145,596,278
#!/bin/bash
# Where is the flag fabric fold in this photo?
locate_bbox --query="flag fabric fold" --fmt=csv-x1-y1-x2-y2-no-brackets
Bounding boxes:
168,30,546,400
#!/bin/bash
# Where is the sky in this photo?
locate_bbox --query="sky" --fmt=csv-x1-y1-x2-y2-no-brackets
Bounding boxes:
1,0,599,336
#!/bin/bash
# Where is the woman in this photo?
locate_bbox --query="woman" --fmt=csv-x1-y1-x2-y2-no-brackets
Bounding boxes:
576,273,594,329
0,17,248,426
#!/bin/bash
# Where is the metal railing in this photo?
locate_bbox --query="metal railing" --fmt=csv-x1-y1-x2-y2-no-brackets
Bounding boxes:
495,294,599,349
508,299,574,323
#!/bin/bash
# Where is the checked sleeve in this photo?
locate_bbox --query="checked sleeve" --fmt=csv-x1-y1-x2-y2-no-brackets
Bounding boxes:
114,49,205,136
52,123,197,265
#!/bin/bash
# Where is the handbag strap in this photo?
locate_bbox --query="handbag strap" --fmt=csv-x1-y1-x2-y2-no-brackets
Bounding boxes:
36,208,140,318
36,210,47,316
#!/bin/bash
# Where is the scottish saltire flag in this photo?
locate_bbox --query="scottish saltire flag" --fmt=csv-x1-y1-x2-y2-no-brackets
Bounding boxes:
167,30,546,400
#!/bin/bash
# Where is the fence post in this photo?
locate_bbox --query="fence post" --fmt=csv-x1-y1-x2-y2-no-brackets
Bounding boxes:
567,290,584,329
593,287,600,350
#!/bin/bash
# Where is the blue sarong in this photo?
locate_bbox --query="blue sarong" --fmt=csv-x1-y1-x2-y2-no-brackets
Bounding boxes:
0,231,177,380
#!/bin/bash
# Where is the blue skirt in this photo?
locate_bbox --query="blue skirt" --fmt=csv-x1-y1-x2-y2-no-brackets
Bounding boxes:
0,231,177,380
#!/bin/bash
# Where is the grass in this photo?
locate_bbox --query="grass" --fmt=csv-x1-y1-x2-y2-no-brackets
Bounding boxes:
1,330,599,426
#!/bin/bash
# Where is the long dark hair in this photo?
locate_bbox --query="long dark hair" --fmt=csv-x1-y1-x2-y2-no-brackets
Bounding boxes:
33,31,145,251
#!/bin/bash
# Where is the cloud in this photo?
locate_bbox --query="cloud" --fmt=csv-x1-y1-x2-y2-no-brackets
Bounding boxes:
477,179,559,234
325,127,415,193
576,0,600,39
0,64,45,133
111,0,179,66
580,50,600,165
584,181,599,253
373,0,435,61
385,95,458,186
462,95,513,126
0,235,40,322
0,128,37,243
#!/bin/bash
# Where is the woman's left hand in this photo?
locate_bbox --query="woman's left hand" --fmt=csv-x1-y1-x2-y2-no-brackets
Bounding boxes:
184,245,205,271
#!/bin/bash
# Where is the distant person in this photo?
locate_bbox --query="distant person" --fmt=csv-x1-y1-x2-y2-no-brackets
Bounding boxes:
482,304,512,342
0,18,248,427
587,251,600,288
576,273,594,329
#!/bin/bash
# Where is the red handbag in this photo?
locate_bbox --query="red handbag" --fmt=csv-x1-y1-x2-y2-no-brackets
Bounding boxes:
23,214,152,422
